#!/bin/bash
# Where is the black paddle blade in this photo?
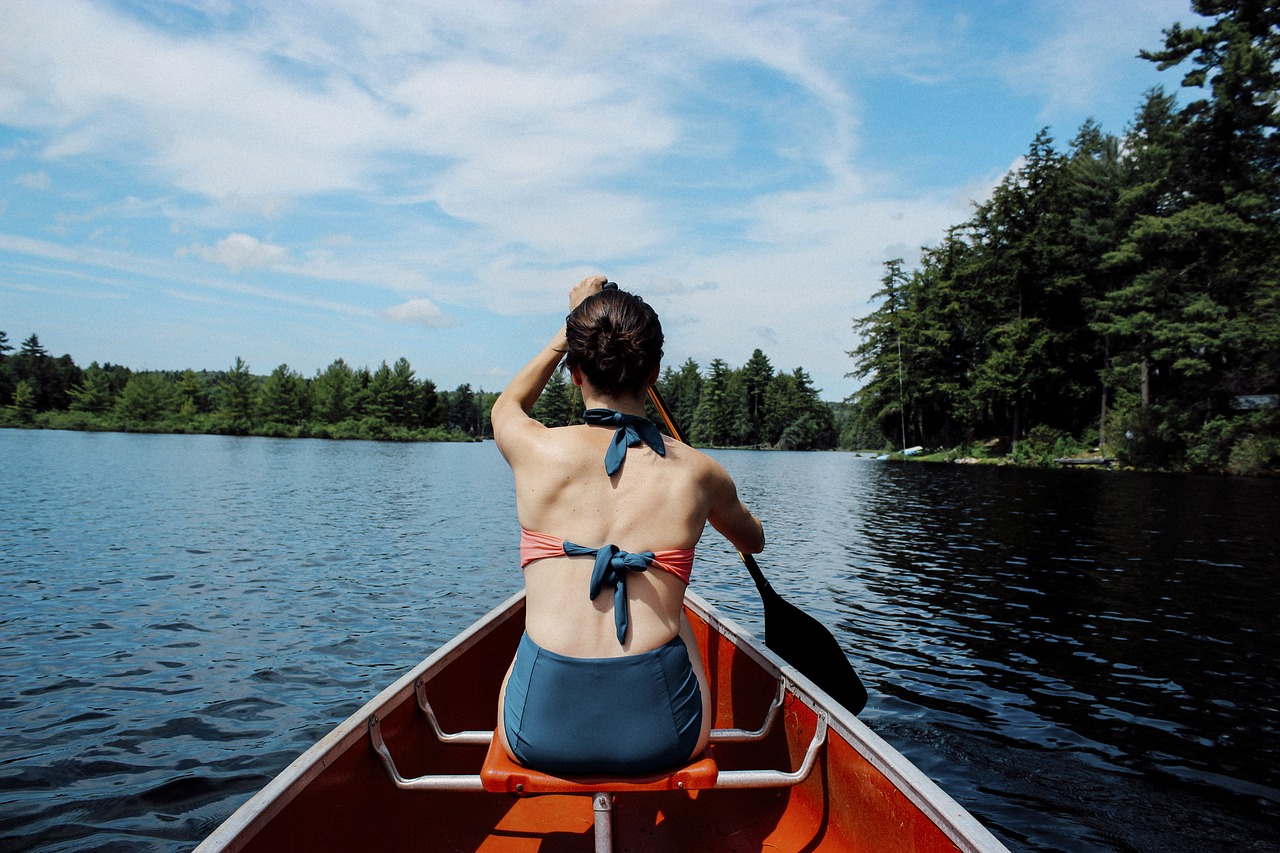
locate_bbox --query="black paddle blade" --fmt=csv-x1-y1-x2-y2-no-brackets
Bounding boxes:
760,586,868,715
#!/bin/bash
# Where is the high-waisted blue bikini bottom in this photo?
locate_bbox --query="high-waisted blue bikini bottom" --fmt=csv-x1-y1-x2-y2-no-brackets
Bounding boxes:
502,631,703,775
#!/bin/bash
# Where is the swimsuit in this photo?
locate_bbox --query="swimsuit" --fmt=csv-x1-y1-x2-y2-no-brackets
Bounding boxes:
583,407,667,475
503,408,703,774
519,528,694,644
502,631,703,775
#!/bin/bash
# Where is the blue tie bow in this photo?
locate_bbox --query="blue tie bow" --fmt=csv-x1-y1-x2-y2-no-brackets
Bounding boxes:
563,541,655,644
583,408,666,475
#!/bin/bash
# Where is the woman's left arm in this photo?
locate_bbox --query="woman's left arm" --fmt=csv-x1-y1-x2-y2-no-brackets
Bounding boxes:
491,275,606,455
491,326,566,450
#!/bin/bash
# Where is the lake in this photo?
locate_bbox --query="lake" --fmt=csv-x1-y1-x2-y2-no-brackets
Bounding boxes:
1,430,1276,851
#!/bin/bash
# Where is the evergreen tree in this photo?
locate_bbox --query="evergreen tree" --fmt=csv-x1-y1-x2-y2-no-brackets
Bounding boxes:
70,362,118,414
258,364,310,425
447,383,481,435
11,334,55,411
361,357,420,428
850,259,913,449
417,377,444,429
386,357,419,428
764,368,835,450
218,357,257,432
532,369,575,426
0,330,13,406
313,359,356,424
477,390,500,439
970,130,1073,447
691,359,740,446
114,372,178,425
1136,0,1280,466
740,349,774,445
10,379,36,423
657,358,702,432
348,367,374,419
175,369,209,418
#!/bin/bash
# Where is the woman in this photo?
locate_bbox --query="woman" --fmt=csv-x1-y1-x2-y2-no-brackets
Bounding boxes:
490,275,765,776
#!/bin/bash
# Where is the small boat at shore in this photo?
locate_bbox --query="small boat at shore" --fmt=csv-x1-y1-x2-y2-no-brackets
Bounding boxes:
197,590,1008,852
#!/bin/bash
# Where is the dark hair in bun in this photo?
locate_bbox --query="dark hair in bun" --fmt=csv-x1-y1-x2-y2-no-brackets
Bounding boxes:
564,288,664,396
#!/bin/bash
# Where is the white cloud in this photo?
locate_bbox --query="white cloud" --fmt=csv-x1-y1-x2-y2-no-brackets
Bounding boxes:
15,171,51,190
997,0,1190,120
190,233,289,273
382,297,454,328
0,0,1189,395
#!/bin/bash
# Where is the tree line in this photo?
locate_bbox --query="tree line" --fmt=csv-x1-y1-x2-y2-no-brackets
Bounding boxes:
0,333,490,442
0,332,841,449
849,0,1279,475
532,349,840,450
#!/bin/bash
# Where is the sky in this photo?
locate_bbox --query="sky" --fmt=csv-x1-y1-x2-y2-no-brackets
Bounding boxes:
1,0,1198,400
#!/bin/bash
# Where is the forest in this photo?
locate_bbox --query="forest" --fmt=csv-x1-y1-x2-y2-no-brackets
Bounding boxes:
6,2,1277,472
0,332,841,449
849,0,1279,475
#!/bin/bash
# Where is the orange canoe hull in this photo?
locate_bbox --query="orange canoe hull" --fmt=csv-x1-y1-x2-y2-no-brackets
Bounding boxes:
198,591,1007,852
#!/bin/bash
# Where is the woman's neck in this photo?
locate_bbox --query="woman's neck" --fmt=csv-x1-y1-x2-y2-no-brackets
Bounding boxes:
581,388,648,418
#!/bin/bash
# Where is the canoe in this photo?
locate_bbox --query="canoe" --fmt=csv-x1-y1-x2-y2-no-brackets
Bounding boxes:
197,590,1009,852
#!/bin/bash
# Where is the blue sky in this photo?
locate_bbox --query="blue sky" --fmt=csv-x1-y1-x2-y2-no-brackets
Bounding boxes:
1,0,1196,400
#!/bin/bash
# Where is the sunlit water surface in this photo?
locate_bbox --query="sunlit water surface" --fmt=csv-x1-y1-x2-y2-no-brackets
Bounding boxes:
1,431,1276,851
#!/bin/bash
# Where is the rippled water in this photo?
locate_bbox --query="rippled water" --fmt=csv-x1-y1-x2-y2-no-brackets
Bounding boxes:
1,431,1276,852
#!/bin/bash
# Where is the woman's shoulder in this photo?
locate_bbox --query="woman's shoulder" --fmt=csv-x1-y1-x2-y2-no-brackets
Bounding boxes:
501,422,603,471
661,437,731,481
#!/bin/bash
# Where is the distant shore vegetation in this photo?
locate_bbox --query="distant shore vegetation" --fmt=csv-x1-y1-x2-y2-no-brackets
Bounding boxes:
0,342,486,443
847,1,1279,477
0,333,846,451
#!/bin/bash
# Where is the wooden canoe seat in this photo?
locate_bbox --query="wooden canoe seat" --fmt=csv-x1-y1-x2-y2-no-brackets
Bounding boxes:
478,734,719,794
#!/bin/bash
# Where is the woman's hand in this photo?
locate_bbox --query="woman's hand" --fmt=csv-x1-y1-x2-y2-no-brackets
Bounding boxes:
569,275,607,311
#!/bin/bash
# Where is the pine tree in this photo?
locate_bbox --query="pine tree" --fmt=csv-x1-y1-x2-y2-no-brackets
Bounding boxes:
313,359,356,424
258,364,310,426
740,349,774,446
657,359,702,432
114,372,178,425
218,357,257,432
532,370,575,427
691,359,741,446
70,363,118,414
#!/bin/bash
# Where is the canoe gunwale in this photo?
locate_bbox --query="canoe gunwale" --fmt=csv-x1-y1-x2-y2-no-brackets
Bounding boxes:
682,589,1008,853
198,588,1009,853
194,590,527,852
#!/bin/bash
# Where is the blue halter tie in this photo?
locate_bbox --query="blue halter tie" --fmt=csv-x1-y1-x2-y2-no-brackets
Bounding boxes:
583,408,666,475
562,541,655,644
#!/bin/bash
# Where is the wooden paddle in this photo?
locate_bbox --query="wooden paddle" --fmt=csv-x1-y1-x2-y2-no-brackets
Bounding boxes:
646,383,870,715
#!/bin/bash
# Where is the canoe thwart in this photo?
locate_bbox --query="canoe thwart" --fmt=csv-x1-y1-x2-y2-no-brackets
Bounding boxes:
714,713,827,790
375,676,824,795
368,714,484,792
414,673,786,749
709,678,786,743
415,678,492,745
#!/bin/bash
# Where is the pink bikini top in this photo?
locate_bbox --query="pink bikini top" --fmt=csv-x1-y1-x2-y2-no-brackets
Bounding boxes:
520,528,695,584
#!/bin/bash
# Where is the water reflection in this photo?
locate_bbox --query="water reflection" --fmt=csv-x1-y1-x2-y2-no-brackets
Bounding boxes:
837,463,1279,851
1,432,1276,852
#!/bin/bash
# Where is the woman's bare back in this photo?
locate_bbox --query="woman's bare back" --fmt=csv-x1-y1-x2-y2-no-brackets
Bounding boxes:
511,423,716,657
